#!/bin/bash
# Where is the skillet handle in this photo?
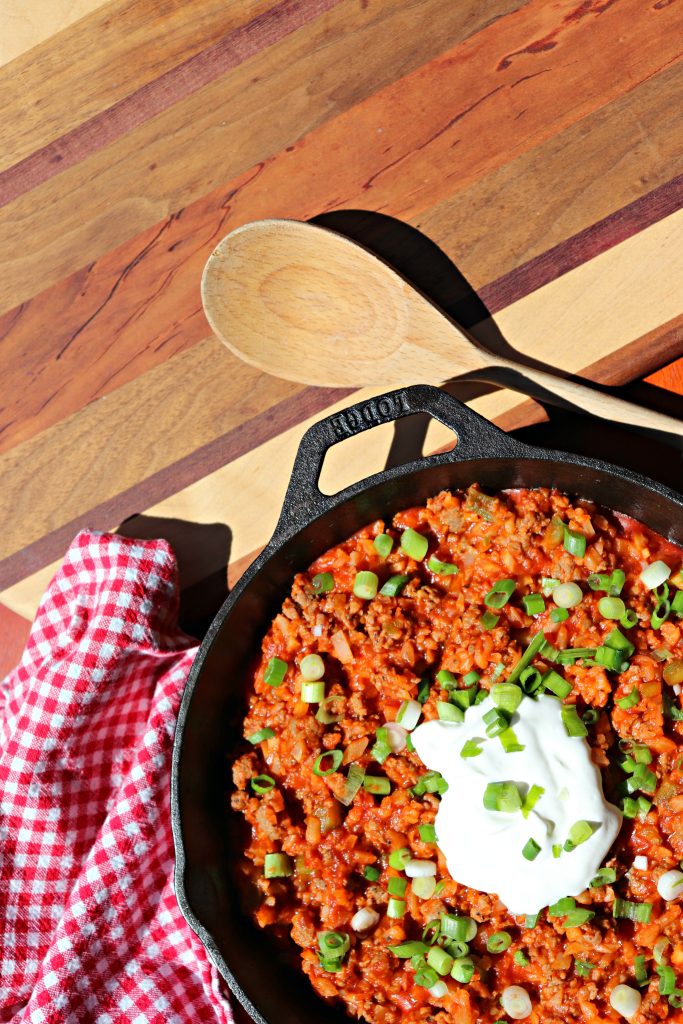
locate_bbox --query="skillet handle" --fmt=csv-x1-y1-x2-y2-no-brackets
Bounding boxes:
275,385,519,535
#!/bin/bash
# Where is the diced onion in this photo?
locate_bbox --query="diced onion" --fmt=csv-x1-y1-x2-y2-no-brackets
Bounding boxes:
632,856,648,871
428,981,448,999
656,869,683,901
654,936,671,963
351,907,379,932
331,630,353,663
609,984,642,1019
300,653,324,680
397,699,422,731
384,722,408,753
405,859,437,878
640,560,671,590
552,582,583,608
312,624,323,637
501,986,532,1019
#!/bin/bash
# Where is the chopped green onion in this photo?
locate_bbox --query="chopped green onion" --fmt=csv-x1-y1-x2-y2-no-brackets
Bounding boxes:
553,582,584,609
401,528,429,561
427,946,454,976
441,914,477,942
389,847,411,870
552,844,562,859
550,607,569,623
483,707,509,737
627,763,657,794
301,680,325,703
605,628,635,655
588,573,610,591
412,877,437,903
599,597,626,620
250,774,275,794
514,949,530,967
594,645,627,672
541,577,560,595
364,865,380,881
548,896,578,916
264,657,287,687
422,919,441,945
582,708,599,725
463,670,481,685
640,561,671,590
497,725,524,755
373,533,394,558
574,959,595,978
363,775,391,795
564,909,595,927
669,991,683,1009
319,930,350,959
487,931,511,953
543,670,572,699
590,867,617,887
450,685,479,710
371,726,392,764
672,589,683,615
522,838,541,861
652,596,671,628
481,611,500,630
657,965,676,996
616,687,640,710
613,898,652,923
507,631,547,685
316,695,344,725
437,701,465,723
388,876,408,897
396,699,422,730
621,797,639,818
419,824,437,843
484,579,516,609
264,852,293,878
380,574,410,597
312,572,334,594
300,653,325,680
413,963,438,987
248,727,275,744
412,770,448,796
520,667,543,695
451,956,475,983
353,571,379,599
561,704,588,738
313,750,343,776
524,913,540,929
428,556,459,575
634,955,649,987
387,897,406,919
568,820,595,846
540,639,560,662
522,784,545,818
664,660,683,685
556,647,597,664
337,763,365,806
491,683,523,714
417,678,431,704
522,593,546,615
436,668,458,688
620,608,639,628
563,527,586,558
389,940,428,958
460,738,484,759
483,781,522,813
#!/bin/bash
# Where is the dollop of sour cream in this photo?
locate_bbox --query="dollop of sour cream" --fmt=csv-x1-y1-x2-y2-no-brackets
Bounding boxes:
411,694,621,915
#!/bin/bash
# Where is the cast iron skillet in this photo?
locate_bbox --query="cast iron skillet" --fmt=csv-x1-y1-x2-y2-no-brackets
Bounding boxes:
171,384,683,1024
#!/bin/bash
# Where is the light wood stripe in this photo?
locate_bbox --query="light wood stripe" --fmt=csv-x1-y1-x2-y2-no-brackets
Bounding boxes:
1,0,680,318
0,0,110,67
2,207,681,616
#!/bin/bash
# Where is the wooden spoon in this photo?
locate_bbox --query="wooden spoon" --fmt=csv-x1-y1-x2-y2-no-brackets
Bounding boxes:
201,219,682,438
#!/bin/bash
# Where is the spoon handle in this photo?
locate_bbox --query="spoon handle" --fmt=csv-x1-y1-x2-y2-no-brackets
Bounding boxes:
479,357,683,441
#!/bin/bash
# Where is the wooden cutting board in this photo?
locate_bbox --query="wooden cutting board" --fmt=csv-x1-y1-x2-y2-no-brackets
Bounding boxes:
1,0,682,670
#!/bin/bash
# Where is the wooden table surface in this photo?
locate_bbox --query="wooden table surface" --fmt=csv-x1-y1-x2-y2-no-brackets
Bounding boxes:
2,0,683,683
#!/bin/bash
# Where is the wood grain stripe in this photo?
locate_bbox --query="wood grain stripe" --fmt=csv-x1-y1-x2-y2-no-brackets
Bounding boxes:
1,208,681,595
2,0,681,319
0,0,342,206
0,0,110,68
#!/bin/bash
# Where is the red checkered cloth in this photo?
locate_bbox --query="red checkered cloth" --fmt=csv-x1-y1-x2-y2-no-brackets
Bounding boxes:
0,531,234,1023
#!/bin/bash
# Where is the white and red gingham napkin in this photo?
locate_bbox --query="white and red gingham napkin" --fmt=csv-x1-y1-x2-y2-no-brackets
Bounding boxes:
0,531,233,1024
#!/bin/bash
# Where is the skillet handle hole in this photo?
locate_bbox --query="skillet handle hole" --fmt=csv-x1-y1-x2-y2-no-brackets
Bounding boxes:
317,412,458,496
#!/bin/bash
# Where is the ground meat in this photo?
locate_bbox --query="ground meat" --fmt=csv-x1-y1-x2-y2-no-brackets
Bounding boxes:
232,487,683,1024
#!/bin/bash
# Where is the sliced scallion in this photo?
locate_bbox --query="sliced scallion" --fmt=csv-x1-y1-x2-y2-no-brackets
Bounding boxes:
487,931,511,953
483,707,509,737
264,657,287,687
499,725,525,753
264,852,293,878
373,533,393,558
389,940,428,958
507,631,547,685
451,956,474,983
389,847,411,870
353,571,379,600
616,686,641,710
419,823,437,843
590,867,617,887
312,572,334,594
313,750,343,776
561,704,587,738
599,597,626,620
613,898,652,923
387,897,406,919
483,781,522,813
250,774,275,794
364,865,380,881
484,579,516,609
460,738,484,759
428,556,459,576
301,680,325,703
543,670,572,699
380,574,410,597
640,560,671,590
337,763,365,806
401,528,429,561
437,700,465,723
522,838,541,861
491,683,523,714
522,593,546,615
563,527,586,558
550,607,569,623
248,727,275,744
521,784,545,818
363,775,391,795
388,876,408,897
620,608,639,628
481,611,500,630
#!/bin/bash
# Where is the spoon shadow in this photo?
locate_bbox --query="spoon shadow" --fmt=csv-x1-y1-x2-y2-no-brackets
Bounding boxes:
311,209,683,451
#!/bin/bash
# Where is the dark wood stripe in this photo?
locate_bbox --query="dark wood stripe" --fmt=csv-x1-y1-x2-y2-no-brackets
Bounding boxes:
0,0,341,208
0,386,352,590
479,170,683,314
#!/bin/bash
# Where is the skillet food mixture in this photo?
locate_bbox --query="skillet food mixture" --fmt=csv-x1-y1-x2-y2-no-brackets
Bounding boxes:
232,487,683,1023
